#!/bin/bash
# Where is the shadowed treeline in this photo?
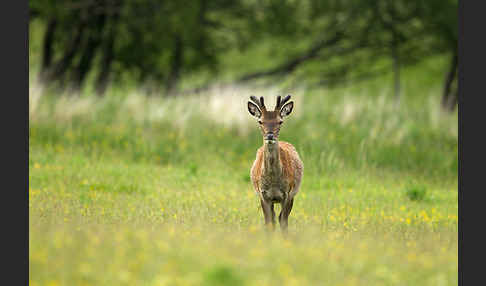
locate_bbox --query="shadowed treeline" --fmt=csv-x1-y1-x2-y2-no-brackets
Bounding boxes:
30,0,457,110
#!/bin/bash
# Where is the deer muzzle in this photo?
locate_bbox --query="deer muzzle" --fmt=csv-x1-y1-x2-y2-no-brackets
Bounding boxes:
265,133,275,141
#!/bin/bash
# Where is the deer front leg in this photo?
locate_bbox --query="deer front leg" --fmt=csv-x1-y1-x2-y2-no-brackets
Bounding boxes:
260,199,275,231
279,198,294,234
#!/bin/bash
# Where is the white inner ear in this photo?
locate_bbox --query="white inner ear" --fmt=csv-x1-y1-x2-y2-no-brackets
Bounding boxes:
249,104,261,118
280,103,293,117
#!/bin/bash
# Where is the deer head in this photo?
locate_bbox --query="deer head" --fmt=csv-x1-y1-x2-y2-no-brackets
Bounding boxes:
248,95,294,143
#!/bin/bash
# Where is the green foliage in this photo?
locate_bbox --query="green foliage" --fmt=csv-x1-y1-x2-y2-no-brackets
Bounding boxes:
406,184,428,202
188,162,199,176
28,0,457,94
203,266,243,286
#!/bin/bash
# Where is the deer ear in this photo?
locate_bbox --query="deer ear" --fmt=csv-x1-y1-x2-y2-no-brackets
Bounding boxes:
280,101,294,118
248,101,262,118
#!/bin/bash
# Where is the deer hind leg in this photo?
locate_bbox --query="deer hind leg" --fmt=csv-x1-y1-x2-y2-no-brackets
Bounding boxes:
260,199,275,231
279,197,294,234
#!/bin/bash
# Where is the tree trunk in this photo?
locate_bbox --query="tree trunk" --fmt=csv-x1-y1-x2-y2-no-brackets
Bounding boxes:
48,21,86,82
392,40,401,104
39,18,58,82
29,8,40,22
166,34,183,94
95,1,122,95
71,12,107,90
94,33,115,95
442,50,458,111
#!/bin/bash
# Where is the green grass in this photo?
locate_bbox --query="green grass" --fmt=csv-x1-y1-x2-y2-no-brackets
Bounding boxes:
29,70,457,285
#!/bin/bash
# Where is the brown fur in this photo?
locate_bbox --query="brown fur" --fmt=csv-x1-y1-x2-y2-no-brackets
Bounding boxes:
248,95,303,233
250,141,303,198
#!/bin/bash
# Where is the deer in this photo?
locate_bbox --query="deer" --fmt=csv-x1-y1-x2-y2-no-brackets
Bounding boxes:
247,95,303,234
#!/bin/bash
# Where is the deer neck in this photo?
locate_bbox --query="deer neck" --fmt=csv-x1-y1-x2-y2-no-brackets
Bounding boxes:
263,140,282,178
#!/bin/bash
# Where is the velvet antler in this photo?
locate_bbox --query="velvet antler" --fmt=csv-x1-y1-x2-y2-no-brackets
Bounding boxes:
275,95,291,111
250,95,267,112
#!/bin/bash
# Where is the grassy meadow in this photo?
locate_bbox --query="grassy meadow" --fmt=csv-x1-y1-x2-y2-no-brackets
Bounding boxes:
29,56,457,285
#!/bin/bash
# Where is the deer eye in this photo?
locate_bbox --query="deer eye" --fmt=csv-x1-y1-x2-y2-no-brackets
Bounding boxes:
279,121,283,125
258,120,263,124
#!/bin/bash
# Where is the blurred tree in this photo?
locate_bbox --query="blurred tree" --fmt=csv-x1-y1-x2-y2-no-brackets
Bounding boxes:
236,0,457,110
417,0,458,111
30,0,253,94
95,0,122,94
30,0,457,111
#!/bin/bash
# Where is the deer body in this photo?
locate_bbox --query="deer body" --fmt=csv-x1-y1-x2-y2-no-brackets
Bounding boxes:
247,95,303,233
251,141,302,203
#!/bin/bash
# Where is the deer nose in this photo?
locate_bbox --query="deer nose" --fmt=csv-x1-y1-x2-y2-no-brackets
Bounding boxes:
265,133,275,140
